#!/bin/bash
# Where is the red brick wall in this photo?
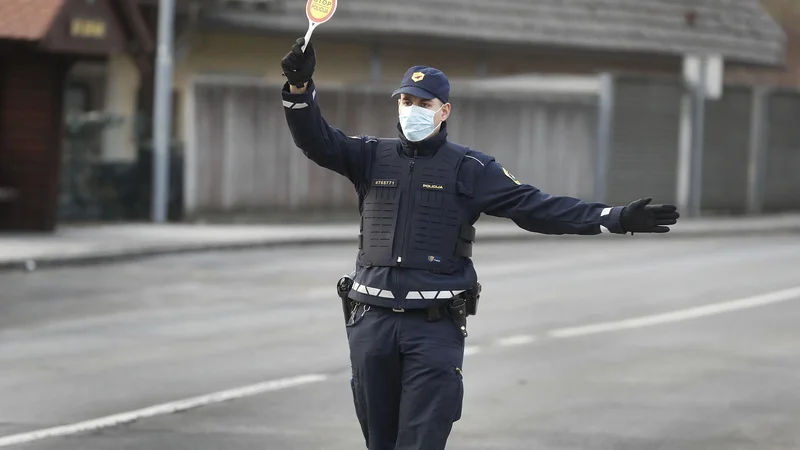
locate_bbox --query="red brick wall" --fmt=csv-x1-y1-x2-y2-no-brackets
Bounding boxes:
0,52,70,231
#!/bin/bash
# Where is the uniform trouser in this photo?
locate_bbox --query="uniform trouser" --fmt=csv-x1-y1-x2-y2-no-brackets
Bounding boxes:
346,303,465,450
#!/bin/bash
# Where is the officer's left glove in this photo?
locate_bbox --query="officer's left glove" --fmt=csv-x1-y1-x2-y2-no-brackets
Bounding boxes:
620,198,679,234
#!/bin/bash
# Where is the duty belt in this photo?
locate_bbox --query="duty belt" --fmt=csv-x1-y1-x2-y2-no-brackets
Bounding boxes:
338,277,480,338
347,298,469,337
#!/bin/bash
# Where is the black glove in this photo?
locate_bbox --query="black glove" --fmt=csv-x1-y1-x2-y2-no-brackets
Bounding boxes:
281,37,316,88
620,198,680,234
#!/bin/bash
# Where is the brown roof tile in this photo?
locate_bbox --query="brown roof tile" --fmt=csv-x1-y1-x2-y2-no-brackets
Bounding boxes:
0,0,65,41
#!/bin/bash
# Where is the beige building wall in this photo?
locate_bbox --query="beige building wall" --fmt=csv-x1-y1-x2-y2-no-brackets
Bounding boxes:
106,28,789,160
174,33,373,89
104,30,688,164
170,32,648,143
380,45,486,82
102,30,687,157
175,33,645,131
102,54,141,162
172,33,376,142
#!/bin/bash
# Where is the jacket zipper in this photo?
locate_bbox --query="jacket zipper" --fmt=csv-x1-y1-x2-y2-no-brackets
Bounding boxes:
396,149,417,269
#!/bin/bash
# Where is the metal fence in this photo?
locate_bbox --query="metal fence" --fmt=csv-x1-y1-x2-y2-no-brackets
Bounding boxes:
606,76,683,208
607,75,800,214
763,89,800,212
187,75,600,216
185,74,800,218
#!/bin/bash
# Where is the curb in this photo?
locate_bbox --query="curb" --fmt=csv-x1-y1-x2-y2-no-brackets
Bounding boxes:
0,236,358,273
2,225,800,273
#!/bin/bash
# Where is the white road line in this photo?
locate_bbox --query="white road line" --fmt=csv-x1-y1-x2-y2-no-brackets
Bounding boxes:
496,335,537,346
0,374,327,448
6,287,798,446
302,286,338,298
547,286,800,339
464,346,482,356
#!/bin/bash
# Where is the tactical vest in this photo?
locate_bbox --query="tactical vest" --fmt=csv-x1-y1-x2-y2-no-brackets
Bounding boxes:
357,139,476,274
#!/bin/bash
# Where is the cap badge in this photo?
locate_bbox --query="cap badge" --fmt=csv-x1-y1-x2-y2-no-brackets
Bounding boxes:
411,72,425,82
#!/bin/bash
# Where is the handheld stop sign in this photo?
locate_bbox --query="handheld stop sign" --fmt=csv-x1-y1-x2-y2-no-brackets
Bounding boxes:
303,0,337,51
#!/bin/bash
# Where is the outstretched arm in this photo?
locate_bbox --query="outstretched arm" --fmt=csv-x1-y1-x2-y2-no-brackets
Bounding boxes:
472,161,680,235
473,161,625,235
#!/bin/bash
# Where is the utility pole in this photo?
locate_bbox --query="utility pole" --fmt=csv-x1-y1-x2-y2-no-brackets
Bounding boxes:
677,54,720,217
689,56,707,218
152,0,176,223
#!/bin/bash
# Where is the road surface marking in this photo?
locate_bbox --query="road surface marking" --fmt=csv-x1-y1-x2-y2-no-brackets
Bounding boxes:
303,286,338,298
547,286,800,339
0,374,327,448
496,335,537,346
5,287,798,446
464,346,482,356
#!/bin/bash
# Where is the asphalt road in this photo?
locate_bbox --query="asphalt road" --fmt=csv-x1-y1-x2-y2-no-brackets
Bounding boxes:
1,235,799,449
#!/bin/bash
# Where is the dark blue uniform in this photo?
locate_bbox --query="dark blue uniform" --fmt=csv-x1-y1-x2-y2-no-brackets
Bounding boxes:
283,73,627,448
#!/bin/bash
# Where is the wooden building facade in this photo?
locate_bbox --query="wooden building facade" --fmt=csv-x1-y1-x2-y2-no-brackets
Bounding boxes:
0,0,152,231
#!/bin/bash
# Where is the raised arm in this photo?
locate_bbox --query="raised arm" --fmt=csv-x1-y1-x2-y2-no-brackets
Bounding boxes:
281,38,371,185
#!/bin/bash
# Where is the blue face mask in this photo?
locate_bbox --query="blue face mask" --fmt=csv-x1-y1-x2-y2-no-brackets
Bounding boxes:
399,104,443,142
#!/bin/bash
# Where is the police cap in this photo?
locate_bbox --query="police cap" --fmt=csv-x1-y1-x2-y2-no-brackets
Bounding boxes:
391,66,450,104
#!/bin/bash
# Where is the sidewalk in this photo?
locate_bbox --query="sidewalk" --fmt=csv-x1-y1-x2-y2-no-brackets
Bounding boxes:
2,214,800,271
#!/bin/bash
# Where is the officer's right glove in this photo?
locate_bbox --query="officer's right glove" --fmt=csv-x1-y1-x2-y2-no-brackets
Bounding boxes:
620,197,680,234
281,37,316,88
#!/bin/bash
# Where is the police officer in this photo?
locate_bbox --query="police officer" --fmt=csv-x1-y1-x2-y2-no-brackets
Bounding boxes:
281,38,679,450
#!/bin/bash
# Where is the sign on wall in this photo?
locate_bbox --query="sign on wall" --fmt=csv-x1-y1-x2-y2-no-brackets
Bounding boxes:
69,18,107,39
42,0,126,55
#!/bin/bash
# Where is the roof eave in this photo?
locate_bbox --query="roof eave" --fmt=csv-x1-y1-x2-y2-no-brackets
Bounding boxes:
201,10,788,68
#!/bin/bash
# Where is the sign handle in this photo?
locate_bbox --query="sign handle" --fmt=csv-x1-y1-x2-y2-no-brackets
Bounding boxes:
302,21,316,52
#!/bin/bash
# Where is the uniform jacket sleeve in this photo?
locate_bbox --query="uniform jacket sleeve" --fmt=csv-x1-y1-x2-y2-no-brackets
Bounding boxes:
282,80,371,187
472,160,626,235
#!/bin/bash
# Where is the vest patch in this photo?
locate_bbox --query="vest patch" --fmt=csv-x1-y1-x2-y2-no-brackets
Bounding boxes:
502,167,521,185
373,179,398,187
422,183,444,190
